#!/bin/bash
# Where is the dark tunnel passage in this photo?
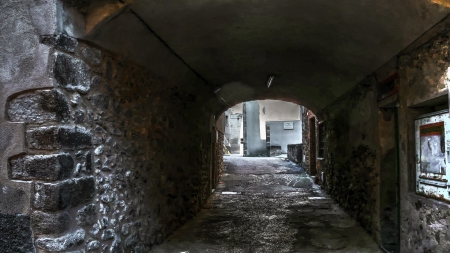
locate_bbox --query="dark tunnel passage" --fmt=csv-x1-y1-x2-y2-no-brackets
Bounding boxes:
2,0,450,252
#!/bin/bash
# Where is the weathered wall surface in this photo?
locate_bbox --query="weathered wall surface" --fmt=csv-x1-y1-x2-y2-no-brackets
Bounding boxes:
310,26,450,252
287,144,303,163
318,77,381,239
301,108,316,174
0,1,64,251
4,37,213,252
214,113,226,188
0,2,216,252
400,35,449,108
214,131,225,189
398,29,450,253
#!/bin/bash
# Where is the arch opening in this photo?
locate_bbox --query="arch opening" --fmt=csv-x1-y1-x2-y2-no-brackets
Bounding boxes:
216,100,312,166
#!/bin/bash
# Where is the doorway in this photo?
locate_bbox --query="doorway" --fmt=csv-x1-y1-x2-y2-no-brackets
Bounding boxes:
309,117,317,175
379,108,400,252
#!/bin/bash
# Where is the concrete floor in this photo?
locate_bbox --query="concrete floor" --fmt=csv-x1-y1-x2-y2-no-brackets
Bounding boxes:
150,156,380,253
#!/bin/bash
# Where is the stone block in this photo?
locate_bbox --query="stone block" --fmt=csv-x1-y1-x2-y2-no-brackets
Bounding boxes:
87,240,100,251
287,144,303,163
74,110,85,123
110,234,122,253
121,222,131,235
34,177,95,211
35,228,85,252
76,204,97,226
7,89,70,123
10,153,73,181
53,52,91,93
269,145,282,157
134,245,144,253
125,232,139,248
88,93,109,110
81,47,102,65
62,177,95,209
0,183,28,214
100,216,109,228
84,151,93,173
70,93,81,106
31,211,70,235
27,126,92,150
0,214,34,253
58,126,93,149
26,126,59,150
34,181,62,211
41,33,78,53
101,229,115,240
94,145,104,155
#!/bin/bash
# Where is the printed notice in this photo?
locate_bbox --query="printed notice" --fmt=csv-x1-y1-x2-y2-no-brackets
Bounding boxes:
284,122,294,130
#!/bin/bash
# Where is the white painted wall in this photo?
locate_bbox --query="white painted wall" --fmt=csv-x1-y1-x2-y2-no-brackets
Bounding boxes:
268,120,302,153
257,100,301,140
230,101,302,155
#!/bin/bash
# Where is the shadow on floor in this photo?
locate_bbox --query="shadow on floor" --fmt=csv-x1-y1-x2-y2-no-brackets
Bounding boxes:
150,156,380,253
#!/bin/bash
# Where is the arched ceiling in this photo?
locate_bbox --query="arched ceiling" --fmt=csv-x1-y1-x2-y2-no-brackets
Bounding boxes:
85,0,450,112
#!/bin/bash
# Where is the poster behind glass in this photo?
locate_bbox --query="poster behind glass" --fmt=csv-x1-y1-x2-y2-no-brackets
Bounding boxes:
415,110,450,201
420,122,446,175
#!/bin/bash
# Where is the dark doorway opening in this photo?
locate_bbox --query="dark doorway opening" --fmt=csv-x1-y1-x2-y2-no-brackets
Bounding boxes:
379,107,400,253
309,117,317,175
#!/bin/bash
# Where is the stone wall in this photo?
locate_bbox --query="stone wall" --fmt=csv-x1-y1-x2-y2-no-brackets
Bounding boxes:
214,131,225,189
10,40,210,252
305,24,450,252
0,3,216,249
287,144,302,163
397,28,450,252
0,1,69,252
301,108,317,174
318,76,381,238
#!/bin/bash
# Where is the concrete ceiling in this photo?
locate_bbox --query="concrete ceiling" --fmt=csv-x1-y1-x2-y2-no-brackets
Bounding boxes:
86,0,450,112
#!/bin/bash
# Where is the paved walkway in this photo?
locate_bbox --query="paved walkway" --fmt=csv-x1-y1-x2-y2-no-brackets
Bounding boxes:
150,156,380,253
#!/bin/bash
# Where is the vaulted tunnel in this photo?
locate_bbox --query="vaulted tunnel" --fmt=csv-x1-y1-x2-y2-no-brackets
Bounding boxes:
2,0,450,252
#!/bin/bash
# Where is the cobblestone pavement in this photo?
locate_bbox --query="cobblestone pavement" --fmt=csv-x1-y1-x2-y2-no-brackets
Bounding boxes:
150,156,381,253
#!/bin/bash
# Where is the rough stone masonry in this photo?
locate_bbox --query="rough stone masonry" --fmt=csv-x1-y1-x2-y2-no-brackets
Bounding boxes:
0,1,217,252
10,41,213,252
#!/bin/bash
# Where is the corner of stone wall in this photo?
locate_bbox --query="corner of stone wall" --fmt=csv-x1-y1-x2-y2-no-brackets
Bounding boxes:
3,31,98,252
0,1,88,251
301,109,316,174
